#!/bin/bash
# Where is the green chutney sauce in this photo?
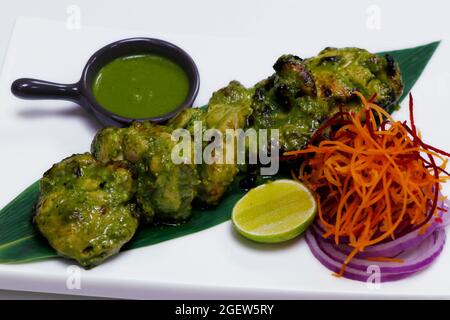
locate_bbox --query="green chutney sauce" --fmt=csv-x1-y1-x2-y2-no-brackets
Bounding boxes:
92,54,189,119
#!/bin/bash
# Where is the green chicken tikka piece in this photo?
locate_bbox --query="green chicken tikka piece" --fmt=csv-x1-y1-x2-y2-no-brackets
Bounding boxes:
34,153,139,268
92,122,199,222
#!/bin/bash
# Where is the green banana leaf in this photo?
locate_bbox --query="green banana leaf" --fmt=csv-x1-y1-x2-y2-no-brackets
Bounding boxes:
0,41,441,264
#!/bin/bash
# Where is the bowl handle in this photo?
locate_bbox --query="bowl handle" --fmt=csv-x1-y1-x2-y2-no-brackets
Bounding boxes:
11,78,81,103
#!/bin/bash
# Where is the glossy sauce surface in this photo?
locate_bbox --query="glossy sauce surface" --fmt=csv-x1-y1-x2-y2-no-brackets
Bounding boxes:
93,54,189,118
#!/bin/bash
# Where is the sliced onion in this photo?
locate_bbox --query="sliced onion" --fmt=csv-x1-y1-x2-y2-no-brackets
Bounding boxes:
313,199,449,258
440,199,450,227
311,226,445,274
305,199,449,282
306,227,446,282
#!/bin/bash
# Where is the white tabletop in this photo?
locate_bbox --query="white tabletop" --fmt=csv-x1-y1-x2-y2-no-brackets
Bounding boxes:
0,0,449,299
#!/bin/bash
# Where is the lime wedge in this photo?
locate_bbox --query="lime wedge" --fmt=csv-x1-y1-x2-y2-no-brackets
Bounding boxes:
232,179,317,243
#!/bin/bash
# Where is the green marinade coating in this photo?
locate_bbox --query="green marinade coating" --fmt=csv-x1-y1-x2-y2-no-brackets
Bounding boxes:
34,153,138,268
168,81,254,205
92,122,199,222
251,47,403,151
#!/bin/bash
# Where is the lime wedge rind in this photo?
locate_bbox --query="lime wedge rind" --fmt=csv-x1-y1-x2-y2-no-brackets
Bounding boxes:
232,179,317,243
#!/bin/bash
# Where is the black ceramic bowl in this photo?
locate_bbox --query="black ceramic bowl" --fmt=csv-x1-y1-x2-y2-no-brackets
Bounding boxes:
11,37,200,127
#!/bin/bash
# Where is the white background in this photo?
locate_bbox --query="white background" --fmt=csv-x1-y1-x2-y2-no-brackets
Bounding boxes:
0,0,450,299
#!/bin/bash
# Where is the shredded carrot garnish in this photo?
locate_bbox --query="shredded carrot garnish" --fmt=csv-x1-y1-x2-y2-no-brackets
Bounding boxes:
366,257,404,263
284,92,450,276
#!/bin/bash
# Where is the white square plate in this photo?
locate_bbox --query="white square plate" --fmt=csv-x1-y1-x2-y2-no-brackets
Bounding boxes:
0,16,449,299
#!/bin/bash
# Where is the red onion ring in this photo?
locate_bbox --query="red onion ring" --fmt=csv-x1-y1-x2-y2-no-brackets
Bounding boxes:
306,227,446,282
313,199,449,258
311,226,445,274
305,200,449,282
